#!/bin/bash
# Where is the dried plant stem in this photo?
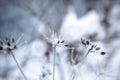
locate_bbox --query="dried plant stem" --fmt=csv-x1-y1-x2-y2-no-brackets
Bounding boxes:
71,48,75,65
70,71,76,80
69,49,91,80
10,52,28,80
69,48,76,80
81,49,90,62
53,46,56,80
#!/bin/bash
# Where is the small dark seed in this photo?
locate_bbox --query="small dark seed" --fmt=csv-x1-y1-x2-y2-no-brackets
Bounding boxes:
81,40,85,45
0,46,3,50
86,41,89,45
101,52,106,55
61,40,64,43
65,44,69,47
90,45,94,50
96,47,100,50
7,42,11,46
57,41,60,44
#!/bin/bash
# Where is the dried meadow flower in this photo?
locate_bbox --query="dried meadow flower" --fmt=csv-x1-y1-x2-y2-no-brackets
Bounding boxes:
81,38,106,55
0,34,28,80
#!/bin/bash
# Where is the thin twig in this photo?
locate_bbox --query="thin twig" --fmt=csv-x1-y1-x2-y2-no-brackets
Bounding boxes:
81,49,90,63
71,47,75,65
16,34,24,45
70,71,76,80
68,47,77,80
53,46,56,80
72,73,76,80
69,49,91,80
10,52,28,80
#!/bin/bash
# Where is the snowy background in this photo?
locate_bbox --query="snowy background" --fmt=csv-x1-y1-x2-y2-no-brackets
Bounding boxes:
0,0,120,80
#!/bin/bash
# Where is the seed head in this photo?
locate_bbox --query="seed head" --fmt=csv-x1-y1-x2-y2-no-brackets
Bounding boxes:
0,34,23,54
81,38,106,55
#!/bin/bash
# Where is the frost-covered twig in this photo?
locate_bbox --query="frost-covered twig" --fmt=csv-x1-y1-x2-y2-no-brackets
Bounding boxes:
69,70,76,80
42,28,70,80
69,39,107,80
10,51,28,80
53,46,56,80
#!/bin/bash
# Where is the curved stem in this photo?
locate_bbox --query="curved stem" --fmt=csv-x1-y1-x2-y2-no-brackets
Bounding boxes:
81,49,90,62
10,52,28,80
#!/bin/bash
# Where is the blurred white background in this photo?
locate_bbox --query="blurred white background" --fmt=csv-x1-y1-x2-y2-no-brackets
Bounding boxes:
0,0,120,80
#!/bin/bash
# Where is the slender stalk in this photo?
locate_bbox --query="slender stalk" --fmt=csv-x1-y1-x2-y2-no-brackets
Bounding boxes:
53,46,56,80
70,71,76,80
72,74,76,80
69,49,91,80
10,52,28,80
71,48,75,65
81,49,90,62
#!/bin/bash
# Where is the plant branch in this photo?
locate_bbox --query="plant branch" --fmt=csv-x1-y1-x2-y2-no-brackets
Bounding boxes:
10,52,28,80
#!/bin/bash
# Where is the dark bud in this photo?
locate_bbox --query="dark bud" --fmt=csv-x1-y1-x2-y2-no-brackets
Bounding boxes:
96,47,100,50
81,39,85,45
101,52,106,55
86,40,90,45
65,44,69,47
61,40,64,43
0,46,3,50
7,42,11,46
90,45,94,50
57,41,60,44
